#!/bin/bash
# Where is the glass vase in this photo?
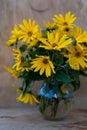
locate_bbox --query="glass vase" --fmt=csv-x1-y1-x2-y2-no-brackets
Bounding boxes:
37,82,73,121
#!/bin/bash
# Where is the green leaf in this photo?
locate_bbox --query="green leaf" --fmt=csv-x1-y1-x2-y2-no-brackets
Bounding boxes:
71,81,80,91
53,53,64,66
19,44,27,52
22,78,32,96
69,70,80,91
54,71,73,83
22,70,46,81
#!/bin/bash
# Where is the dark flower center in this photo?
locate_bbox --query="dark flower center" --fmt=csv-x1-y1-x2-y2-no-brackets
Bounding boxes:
52,43,57,47
64,27,70,32
28,31,33,37
75,52,81,57
43,58,49,64
63,22,68,26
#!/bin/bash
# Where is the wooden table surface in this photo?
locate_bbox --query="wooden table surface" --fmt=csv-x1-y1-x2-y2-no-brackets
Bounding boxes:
0,107,87,130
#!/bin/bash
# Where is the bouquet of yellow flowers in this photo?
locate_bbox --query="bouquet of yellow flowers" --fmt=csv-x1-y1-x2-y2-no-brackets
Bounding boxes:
5,12,87,120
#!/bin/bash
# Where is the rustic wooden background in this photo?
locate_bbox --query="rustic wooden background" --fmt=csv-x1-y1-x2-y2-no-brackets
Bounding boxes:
0,0,87,108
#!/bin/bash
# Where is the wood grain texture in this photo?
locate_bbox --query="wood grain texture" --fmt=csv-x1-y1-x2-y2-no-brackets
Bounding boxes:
0,0,87,107
0,108,87,130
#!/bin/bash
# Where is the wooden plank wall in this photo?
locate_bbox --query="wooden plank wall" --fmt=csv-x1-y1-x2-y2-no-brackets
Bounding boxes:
0,0,87,107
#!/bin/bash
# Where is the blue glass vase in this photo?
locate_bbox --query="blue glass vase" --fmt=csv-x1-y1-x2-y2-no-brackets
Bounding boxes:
37,81,73,120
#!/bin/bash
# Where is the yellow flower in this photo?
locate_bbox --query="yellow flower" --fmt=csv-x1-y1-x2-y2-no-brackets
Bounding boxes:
12,49,31,72
12,48,23,70
12,84,22,92
53,12,76,31
44,21,56,30
67,45,87,70
6,25,20,47
17,93,39,105
31,56,55,77
40,31,72,51
27,39,38,48
4,66,19,79
19,19,40,43
70,26,87,43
